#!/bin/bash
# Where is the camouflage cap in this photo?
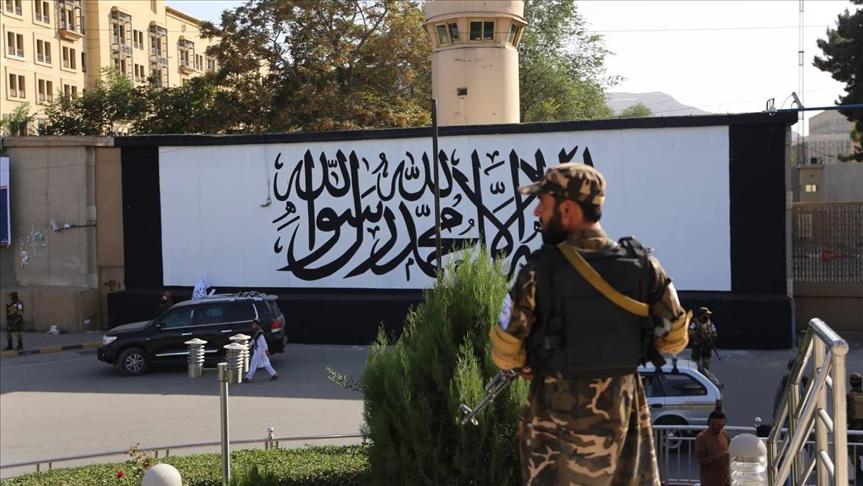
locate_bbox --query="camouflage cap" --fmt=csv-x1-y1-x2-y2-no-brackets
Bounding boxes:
517,163,606,205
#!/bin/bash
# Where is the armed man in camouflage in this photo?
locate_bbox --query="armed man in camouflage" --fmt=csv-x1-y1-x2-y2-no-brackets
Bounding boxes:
5,291,24,351
489,163,691,485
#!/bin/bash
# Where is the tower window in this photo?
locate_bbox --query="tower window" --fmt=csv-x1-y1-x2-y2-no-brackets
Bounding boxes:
469,21,495,41
448,22,459,41
457,87,468,96
436,24,450,46
507,24,522,46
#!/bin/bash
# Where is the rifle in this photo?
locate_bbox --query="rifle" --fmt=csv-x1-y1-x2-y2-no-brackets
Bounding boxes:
458,369,520,426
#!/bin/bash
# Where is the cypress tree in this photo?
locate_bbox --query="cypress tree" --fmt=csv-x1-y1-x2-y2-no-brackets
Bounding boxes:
362,249,528,485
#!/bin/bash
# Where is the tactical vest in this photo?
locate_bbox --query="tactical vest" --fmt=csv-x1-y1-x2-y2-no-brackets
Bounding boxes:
527,238,654,378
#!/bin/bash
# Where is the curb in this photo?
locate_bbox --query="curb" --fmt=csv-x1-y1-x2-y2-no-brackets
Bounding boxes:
0,342,101,359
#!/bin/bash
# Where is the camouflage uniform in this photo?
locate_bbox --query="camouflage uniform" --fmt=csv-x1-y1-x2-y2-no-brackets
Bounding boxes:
492,163,689,486
5,291,24,351
689,310,717,370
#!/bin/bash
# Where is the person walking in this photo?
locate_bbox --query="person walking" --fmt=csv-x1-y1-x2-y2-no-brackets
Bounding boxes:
689,307,718,370
5,291,24,351
244,319,279,382
489,163,691,485
695,410,731,486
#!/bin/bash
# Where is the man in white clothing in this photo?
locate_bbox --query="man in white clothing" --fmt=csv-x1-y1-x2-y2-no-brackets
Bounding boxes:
244,319,279,382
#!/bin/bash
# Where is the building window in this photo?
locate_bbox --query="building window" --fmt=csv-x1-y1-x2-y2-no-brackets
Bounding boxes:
36,40,52,64
6,32,24,58
435,24,450,46
62,46,77,70
448,22,459,42
134,63,146,83
4,0,22,15
506,24,522,46
469,20,495,41
206,56,217,72
81,51,86,72
804,184,818,193
34,0,50,23
58,0,83,34
63,84,78,98
178,39,194,68
37,79,54,103
195,54,203,71
132,30,143,49
8,73,26,99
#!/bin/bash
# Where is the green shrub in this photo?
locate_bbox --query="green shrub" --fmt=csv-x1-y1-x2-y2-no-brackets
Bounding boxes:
0,445,369,486
362,248,529,485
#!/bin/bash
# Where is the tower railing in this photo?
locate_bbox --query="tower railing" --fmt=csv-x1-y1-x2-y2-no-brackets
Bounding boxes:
767,318,848,485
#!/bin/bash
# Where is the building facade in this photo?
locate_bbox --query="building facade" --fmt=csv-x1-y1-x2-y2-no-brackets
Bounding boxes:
794,110,856,166
1,0,218,127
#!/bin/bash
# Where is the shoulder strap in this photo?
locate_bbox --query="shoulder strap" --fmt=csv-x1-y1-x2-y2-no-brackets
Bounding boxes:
556,242,650,317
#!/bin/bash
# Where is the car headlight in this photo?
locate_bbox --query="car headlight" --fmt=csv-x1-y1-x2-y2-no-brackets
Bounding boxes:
102,335,118,346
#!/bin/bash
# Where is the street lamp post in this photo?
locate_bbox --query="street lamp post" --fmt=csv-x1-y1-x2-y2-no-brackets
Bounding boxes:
186,338,247,486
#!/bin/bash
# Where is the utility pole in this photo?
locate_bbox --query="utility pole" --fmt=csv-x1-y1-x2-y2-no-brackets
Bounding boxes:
797,0,805,164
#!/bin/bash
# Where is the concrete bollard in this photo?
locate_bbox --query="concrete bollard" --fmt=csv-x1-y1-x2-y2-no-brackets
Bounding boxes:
730,433,768,486
229,334,251,373
223,343,245,384
141,464,182,486
185,338,207,378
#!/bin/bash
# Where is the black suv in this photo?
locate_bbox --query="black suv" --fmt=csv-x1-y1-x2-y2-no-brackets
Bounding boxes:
98,292,286,375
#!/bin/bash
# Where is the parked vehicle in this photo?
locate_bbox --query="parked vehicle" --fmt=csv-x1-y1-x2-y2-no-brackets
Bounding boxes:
98,292,286,375
638,358,723,447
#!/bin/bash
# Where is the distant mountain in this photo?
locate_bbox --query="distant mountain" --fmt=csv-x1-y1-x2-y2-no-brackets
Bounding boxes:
606,92,710,117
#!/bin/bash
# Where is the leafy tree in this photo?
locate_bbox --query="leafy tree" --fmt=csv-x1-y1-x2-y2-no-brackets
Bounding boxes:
201,0,432,132
619,102,652,118
362,249,528,485
813,0,863,161
1,103,34,136
40,69,144,136
519,0,617,122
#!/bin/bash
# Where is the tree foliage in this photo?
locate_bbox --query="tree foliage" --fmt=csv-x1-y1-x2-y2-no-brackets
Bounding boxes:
519,0,617,122
201,0,432,132
1,103,34,136
813,0,863,161
619,102,652,118
40,69,144,136
362,249,528,485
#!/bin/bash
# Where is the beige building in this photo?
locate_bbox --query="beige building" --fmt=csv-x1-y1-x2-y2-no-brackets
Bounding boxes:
423,0,525,126
1,0,218,127
803,110,855,165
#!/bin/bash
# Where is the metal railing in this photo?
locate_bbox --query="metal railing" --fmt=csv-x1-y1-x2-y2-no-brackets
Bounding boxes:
0,431,365,476
767,318,849,486
655,425,863,485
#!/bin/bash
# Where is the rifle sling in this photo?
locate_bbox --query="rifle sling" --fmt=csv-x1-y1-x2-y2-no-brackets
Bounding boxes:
556,242,650,318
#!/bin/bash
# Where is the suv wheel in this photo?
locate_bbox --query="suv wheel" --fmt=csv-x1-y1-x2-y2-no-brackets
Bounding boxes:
655,416,688,451
118,347,149,376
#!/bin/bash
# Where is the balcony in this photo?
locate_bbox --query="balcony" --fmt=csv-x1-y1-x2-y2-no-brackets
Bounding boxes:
58,22,84,40
179,60,195,74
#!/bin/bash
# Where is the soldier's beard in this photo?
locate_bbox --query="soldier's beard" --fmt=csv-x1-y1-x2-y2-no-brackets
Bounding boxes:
541,208,568,245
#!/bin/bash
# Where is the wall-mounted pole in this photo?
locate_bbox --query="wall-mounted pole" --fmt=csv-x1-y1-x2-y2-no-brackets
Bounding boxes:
432,98,442,279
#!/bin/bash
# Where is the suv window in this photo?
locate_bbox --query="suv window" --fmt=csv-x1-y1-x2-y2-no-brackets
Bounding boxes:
639,372,662,398
659,373,707,396
267,300,282,318
161,308,194,329
228,302,256,322
196,304,228,325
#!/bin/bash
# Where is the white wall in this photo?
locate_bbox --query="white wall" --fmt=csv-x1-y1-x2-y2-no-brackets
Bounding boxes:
159,125,730,290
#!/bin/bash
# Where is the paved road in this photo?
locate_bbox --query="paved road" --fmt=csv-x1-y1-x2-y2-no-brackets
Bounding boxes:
2,338,863,479
0,344,367,478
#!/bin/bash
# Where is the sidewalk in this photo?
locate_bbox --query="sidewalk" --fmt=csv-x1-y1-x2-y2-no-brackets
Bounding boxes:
0,330,105,359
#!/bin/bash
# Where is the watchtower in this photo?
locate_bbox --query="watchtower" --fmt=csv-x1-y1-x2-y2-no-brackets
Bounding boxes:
423,1,526,126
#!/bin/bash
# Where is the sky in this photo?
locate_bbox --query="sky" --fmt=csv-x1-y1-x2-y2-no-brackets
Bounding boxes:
167,0,855,134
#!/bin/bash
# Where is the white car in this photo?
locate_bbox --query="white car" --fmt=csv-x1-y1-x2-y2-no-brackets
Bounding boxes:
638,358,723,428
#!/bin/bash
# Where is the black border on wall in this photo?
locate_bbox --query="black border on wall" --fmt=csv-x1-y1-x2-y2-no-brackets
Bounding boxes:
115,112,796,348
